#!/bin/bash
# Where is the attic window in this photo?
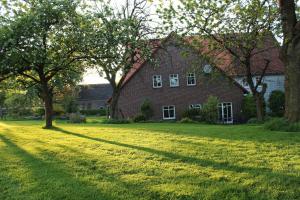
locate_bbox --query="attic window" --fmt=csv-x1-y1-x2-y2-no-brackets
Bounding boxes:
169,74,179,87
153,75,162,88
187,73,196,86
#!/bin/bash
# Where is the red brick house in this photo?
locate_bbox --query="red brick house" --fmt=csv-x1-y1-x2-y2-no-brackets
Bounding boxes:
116,33,249,123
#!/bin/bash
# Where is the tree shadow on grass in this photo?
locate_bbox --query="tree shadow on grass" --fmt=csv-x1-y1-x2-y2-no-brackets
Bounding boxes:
0,134,117,200
52,127,299,183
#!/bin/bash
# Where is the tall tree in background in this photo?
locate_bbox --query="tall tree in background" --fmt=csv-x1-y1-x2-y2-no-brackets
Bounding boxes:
84,0,154,119
160,0,279,121
278,0,300,122
0,0,85,128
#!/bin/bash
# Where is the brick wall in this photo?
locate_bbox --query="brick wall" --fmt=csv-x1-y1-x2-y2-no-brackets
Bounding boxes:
117,37,246,122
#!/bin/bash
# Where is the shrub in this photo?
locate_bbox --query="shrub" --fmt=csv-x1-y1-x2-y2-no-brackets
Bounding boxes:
141,99,153,120
102,118,131,124
247,118,264,124
68,113,86,123
53,104,65,116
179,117,198,123
33,107,45,116
181,108,201,120
268,90,285,117
202,96,219,124
264,118,300,132
242,95,266,120
62,96,78,113
133,114,146,122
241,95,257,119
80,109,107,116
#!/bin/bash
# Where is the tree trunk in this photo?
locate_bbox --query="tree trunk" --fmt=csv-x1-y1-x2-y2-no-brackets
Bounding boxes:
254,93,264,121
284,46,300,122
110,90,121,119
41,83,53,129
279,0,300,122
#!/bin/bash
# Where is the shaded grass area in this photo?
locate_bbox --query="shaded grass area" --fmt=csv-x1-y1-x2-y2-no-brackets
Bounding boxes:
0,120,299,200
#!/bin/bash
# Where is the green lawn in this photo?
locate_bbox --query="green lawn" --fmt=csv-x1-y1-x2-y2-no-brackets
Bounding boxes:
0,120,299,200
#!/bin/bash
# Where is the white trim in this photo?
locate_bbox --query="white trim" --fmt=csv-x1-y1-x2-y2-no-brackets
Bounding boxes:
218,102,233,124
189,104,201,109
169,74,179,87
152,75,162,88
162,105,176,120
187,73,196,86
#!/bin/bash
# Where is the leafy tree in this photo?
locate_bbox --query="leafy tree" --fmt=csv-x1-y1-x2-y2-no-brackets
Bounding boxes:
159,0,279,122
278,0,300,122
0,0,85,128
83,0,154,119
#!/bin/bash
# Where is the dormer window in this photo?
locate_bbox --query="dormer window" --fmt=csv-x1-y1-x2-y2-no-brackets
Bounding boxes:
187,73,196,86
153,75,162,88
169,74,179,87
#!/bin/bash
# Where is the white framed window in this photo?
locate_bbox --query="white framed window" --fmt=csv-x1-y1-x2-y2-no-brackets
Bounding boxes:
189,104,201,109
169,74,179,87
218,102,233,124
187,73,196,86
153,75,162,88
162,105,176,119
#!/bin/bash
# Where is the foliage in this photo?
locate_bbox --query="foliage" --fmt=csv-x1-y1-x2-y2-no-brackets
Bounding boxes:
181,108,201,120
159,0,279,121
53,104,65,116
133,114,146,122
32,107,45,116
68,113,86,123
242,95,258,119
62,96,78,114
4,92,35,118
264,118,300,132
242,94,266,119
82,0,154,119
247,117,264,124
179,117,198,123
268,90,285,117
202,96,219,124
0,0,86,127
140,99,153,120
80,109,107,116
0,120,299,199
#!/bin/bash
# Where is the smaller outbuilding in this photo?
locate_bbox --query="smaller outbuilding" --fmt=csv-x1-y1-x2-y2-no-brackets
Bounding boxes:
77,84,112,110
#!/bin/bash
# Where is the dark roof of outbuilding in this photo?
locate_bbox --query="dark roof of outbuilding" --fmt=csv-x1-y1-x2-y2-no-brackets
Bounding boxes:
77,84,113,101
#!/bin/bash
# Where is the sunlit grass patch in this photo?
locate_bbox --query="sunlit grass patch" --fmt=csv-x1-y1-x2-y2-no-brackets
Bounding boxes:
0,119,299,200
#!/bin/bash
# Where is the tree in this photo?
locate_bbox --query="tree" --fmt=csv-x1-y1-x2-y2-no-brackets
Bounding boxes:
84,0,154,119
278,0,300,122
0,0,85,128
159,0,279,121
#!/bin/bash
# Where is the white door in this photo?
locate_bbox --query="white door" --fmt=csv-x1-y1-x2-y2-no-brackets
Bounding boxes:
218,102,233,124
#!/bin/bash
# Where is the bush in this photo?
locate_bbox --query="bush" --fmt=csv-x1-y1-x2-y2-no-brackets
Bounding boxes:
68,113,86,123
133,114,146,122
202,96,219,124
269,90,285,117
80,109,107,116
242,95,257,119
264,118,300,132
242,95,266,120
247,118,264,124
53,104,65,116
33,107,45,116
179,117,198,123
141,99,153,120
102,118,131,124
182,108,201,120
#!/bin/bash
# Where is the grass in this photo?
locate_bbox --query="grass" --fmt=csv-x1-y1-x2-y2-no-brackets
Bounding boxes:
0,119,299,200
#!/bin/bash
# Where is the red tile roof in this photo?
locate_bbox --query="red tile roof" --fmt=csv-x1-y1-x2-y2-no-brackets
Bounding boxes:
122,33,284,88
